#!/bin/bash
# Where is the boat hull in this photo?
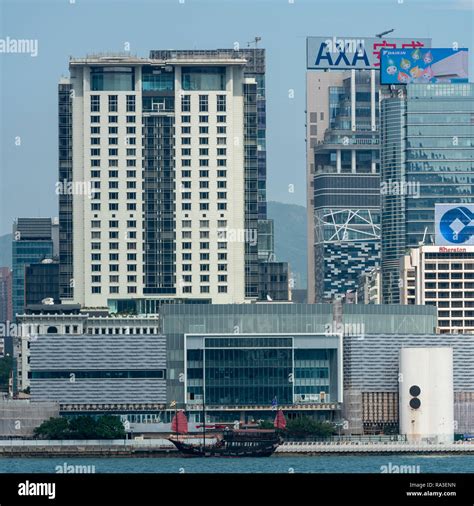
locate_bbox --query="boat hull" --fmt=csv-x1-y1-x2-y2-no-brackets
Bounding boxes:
169,438,280,458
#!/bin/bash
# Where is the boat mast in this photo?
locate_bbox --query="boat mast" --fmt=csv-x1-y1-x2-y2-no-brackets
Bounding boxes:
202,398,206,451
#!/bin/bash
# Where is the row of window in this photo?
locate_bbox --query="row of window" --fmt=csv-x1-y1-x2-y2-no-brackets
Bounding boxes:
91,126,136,134
181,115,226,123
181,192,227,199
181,94,226,113
181,126,226,135
91,115,136,124
90,94,136,113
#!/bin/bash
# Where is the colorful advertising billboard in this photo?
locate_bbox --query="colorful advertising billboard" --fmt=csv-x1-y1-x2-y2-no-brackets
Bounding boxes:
380,48,469,84
306,37,431,70
435,204,474,246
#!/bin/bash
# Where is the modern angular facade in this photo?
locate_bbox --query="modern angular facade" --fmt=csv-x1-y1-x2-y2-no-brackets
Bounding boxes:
12,218,56,319
381,84,474,303
59,49,287,309
307,69,381,302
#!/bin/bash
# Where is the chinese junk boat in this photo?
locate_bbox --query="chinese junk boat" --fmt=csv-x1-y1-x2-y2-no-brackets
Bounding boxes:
168,409,285,458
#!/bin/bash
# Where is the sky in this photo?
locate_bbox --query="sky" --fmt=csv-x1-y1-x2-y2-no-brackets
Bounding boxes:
0,0,473,235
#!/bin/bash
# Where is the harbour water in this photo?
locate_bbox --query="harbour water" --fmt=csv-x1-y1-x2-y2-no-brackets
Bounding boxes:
1,455,474,473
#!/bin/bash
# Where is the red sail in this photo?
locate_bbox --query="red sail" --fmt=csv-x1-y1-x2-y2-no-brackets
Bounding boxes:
171,410,188,434
274,410,286,430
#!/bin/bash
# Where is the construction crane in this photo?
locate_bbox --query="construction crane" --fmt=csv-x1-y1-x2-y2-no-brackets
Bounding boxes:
376,29,395,39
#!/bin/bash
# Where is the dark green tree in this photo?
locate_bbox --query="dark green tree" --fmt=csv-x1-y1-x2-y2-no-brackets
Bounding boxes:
96,415,126,439
34,417,70,439
286,417,335,438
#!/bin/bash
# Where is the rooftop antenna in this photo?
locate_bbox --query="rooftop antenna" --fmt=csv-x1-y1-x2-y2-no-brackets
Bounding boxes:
376,29,395,38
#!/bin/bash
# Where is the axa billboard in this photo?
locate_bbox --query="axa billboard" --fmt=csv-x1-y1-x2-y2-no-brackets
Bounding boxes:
306,36,431,70
381,48,469,84
435,204,474,246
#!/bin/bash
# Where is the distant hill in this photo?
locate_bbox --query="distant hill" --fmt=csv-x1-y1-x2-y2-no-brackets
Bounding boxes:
0,234,12,268
267,201,307,289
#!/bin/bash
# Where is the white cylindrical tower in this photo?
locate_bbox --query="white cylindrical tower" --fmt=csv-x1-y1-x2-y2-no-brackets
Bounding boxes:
399,347,454,444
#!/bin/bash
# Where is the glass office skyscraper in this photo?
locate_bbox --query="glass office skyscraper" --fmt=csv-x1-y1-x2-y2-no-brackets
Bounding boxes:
12,218,55,319
381,84,474,303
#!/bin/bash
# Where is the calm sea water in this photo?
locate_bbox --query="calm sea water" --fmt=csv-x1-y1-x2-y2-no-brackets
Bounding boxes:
1,455,473,473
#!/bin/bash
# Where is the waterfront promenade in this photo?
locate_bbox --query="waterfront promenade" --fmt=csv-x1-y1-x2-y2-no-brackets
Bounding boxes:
1,439,474,457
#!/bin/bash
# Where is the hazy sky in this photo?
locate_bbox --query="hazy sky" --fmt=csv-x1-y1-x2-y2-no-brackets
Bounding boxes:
0,0,473,235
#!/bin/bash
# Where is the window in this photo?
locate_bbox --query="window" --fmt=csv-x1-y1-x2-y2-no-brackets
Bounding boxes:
217,95,226,112
199,148,209,156
181,67,226,91
217,137,226,145
91,126,100,134
181,94,191,112
126,115,135,123
199,170,209,178
217,126,226,134
199,159,209,166
91,115,100,123
199,95,208,112
126,95,135,112
200,286,210,293
109,115,118,123
217,115,226,123
182,148,191,156
182,126,191,134
199,126,209,134
108,95,118,112
126,127,136,134
199,137,209,145
218,286,228,293
109,126,118,134
199,115,208,123
218,156,226,165
90,95,100,112
182,115,191,123
109,148,118,156
217,148,226,156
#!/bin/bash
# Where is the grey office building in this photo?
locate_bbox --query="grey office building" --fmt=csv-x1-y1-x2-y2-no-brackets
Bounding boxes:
161,303,436,422
381,83,474,303
29,334,167,404
344,333,474,435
